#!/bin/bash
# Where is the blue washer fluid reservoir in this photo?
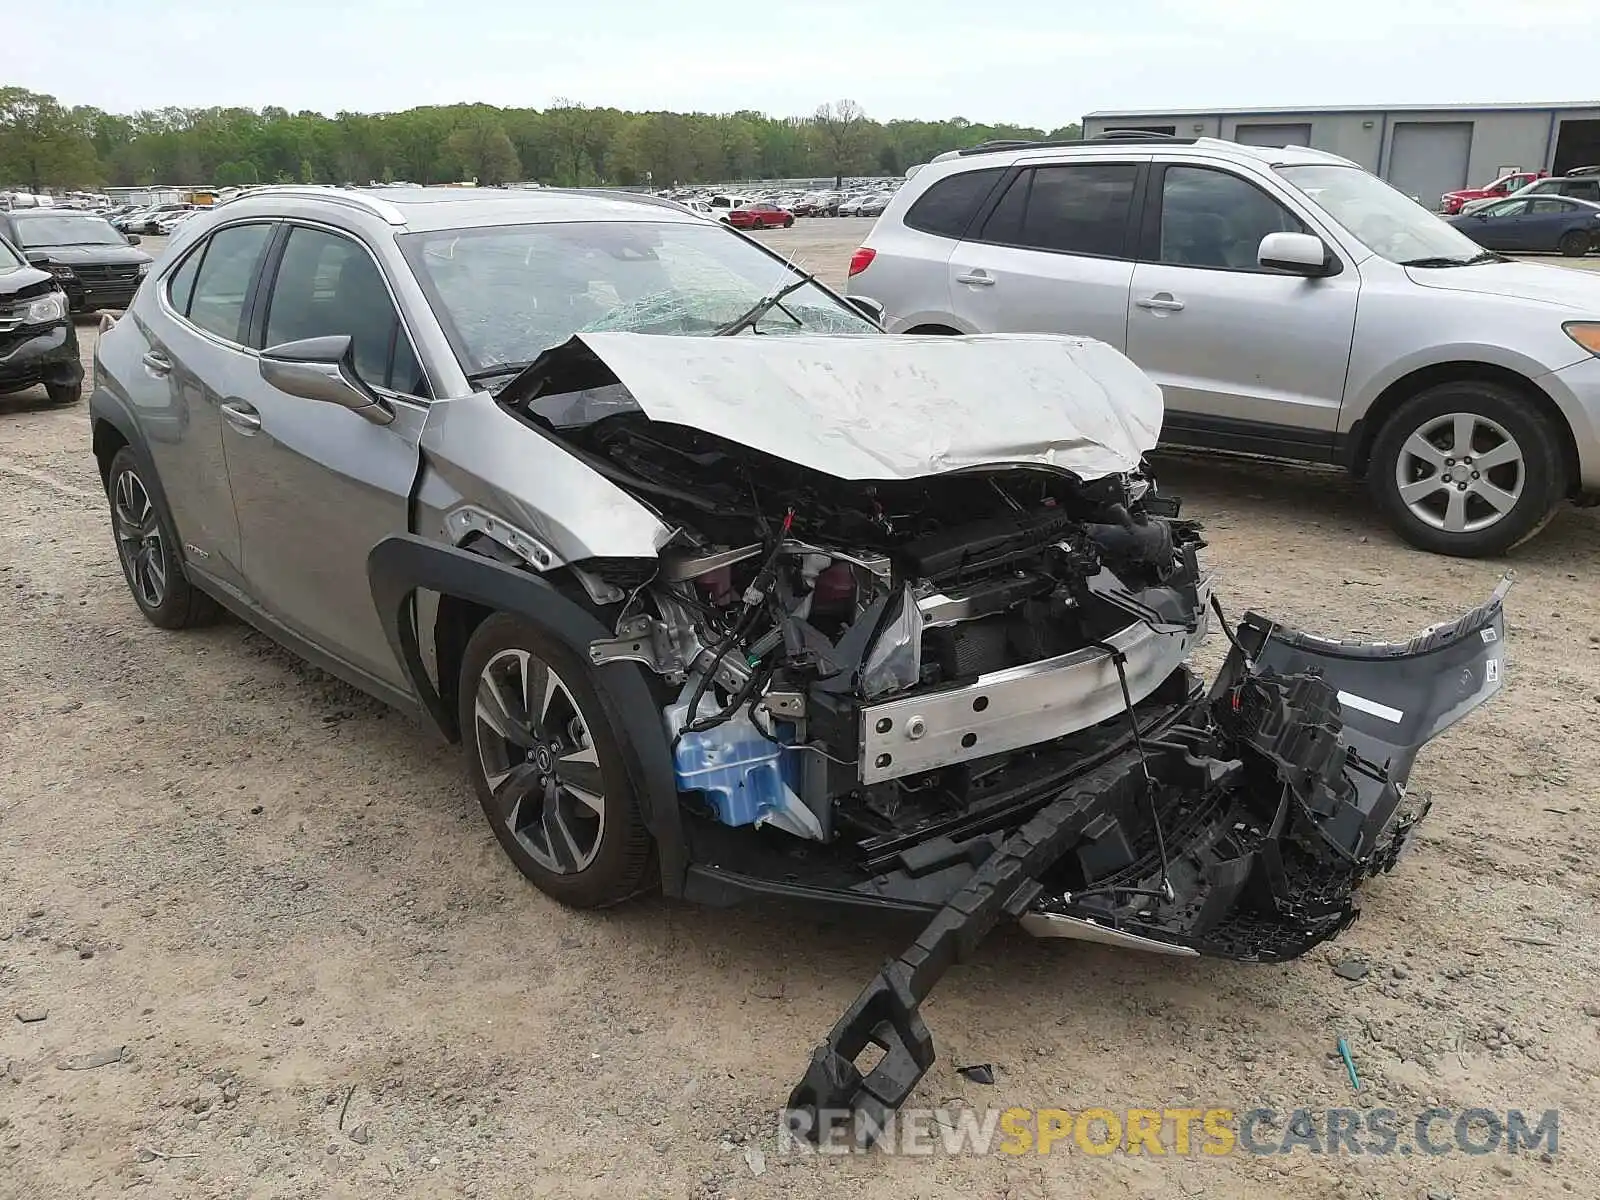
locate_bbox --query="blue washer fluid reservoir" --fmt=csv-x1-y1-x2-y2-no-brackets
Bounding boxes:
663,691,823,840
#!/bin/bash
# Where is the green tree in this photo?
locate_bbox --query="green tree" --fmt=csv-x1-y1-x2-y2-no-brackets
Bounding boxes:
444,115,520,185
811,99,871,186
0,87,102,191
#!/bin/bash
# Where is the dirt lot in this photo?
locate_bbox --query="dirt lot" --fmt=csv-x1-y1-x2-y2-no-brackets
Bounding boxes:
2,219,1598,1200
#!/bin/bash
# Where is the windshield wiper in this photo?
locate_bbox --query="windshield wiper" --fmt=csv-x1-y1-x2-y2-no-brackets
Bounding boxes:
715,276,813,337
1399,251,1502,268
464,361,534,389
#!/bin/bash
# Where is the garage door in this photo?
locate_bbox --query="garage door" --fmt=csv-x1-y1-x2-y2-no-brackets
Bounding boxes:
1387,122,1472,208
1234,123,1312,147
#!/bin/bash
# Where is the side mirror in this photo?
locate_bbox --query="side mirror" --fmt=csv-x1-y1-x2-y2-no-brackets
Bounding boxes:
258,335,393,425
847,295,886,324
125,233,141,245
1257,231,1338,277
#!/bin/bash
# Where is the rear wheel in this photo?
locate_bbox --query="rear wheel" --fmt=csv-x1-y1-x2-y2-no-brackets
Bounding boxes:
1369,380,1566,556
459,612,654,908
1559,229,1590,258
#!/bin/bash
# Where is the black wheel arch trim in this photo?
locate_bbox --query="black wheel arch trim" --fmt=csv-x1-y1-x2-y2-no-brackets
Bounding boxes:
89,390,180,524
367,533,687,893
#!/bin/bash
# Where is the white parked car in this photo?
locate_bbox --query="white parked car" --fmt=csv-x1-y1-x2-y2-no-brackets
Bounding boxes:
847,133,1600,556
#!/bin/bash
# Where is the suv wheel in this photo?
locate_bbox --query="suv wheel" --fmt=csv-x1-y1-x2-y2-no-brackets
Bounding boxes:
45,379,82,406
1369,380,1566,556
106,447,219,628
459,612,654,908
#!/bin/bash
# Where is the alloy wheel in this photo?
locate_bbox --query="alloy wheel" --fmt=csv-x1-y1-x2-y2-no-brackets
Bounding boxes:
474,648,605,875
113,468,167,609
1392,411,1525,534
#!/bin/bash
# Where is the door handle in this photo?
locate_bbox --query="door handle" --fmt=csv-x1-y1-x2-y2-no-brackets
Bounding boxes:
220,400,262,434
955,272,996,286
141,350,172,376
1135,294,1185,312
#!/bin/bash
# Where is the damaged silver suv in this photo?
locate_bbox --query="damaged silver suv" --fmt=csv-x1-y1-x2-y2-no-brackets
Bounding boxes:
89,186,1509,1133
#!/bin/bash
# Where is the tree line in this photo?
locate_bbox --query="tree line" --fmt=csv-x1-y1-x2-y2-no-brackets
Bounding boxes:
0,86,1080,193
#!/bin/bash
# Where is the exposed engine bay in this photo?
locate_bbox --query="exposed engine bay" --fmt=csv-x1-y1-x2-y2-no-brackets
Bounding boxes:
492,332,1511,1138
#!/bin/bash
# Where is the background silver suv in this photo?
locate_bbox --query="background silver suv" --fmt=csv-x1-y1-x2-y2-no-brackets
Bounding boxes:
848,133,1600,556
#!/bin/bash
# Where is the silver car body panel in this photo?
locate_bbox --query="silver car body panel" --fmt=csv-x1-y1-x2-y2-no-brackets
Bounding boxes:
414,392,674,564
572,329,1164,483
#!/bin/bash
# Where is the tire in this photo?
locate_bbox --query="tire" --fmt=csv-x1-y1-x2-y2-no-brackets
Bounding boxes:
1559,230,1590,258
45,379,82,406
458,611,654,908
1368,379,1567,557
752,218,765,230
106,446,219,628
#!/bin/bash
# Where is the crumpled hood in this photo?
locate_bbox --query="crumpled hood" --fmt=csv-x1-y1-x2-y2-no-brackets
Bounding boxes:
570,330,1163,481
1406,259,1600,310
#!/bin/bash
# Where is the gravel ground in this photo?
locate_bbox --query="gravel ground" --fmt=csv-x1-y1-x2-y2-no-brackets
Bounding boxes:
1,219,1597,1200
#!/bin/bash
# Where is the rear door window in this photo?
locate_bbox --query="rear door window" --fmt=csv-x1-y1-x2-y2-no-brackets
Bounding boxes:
976,163,1139,257
903,167,1007,239
186,223,274,343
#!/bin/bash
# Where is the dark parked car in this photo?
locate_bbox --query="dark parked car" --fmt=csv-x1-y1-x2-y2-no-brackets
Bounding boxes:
0,233,82,405
0,210,153,312
1447,195,1600,256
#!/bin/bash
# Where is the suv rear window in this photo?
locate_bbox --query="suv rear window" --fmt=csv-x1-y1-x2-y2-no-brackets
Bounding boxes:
977,163,1139,257
903,167,1006,239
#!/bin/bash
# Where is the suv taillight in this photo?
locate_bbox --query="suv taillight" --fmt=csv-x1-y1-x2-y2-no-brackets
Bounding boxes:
848,247,876,277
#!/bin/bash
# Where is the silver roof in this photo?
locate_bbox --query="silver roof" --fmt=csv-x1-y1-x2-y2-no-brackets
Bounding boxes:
218,185,700,233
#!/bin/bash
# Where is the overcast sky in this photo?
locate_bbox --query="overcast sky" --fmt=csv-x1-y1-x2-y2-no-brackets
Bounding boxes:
13,0,1599,125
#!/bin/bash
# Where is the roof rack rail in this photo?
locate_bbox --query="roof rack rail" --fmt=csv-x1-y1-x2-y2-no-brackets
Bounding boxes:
1091,130,1198,143
234,185,408,226
1564,164,1600,176
956,138,1087,156
955,132,1200,157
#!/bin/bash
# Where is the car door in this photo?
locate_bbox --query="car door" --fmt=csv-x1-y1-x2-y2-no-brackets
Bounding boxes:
220,222,432,690
947,160,1143,350
1463,199,1528,248
132,220,278,591
1524,198,1583,250
1125,163,1359,452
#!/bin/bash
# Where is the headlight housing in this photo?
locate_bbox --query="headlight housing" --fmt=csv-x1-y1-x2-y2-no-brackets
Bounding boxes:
137,261,151,276
22,291,67,325
45,263,75,279
1564,322,1600,357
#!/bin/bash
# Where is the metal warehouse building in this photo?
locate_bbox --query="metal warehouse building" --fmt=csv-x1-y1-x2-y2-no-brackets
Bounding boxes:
1082,103,1600,209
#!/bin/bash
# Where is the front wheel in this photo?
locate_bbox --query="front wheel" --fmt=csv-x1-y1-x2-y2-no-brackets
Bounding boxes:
1369,380,1567,556
1559,230,1590,258
459,612,654,908
45,379,82,406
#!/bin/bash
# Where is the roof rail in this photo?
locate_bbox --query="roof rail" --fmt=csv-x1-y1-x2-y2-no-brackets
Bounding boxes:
1564,164,1600,176
232,185,408,226
1090,130,1197,143
955,138,1086,157
955,131,1200,157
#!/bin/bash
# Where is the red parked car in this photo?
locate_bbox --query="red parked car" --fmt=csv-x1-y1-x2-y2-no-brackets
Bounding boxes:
726,203,794,230
1440,170,1547,215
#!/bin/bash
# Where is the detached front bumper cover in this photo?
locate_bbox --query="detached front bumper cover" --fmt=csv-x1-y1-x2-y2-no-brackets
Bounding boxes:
789,576,1511,1142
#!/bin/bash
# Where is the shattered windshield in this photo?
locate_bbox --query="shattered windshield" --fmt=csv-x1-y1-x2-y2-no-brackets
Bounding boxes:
400,219,878,375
